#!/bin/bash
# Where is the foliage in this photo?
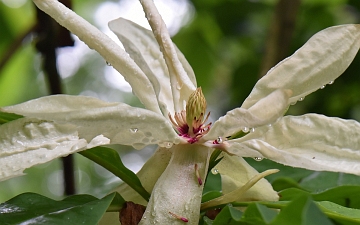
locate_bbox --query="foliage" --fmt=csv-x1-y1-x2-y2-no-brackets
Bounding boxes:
1,0,360,224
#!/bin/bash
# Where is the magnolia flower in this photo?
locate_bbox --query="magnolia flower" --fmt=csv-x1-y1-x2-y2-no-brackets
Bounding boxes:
1,0,360,224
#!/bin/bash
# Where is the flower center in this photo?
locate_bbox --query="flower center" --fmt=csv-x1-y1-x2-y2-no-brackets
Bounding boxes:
169,110,212,144
169,87,212,144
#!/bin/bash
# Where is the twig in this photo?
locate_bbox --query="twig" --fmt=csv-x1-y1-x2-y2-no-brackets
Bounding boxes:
34,0,76,196
259,0,301,77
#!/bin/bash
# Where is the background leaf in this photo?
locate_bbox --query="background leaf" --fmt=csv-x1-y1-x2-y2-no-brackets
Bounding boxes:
270,196,334,225
0,192,116,225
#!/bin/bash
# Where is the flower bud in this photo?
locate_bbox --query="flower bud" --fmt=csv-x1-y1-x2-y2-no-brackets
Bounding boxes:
186,87,207,127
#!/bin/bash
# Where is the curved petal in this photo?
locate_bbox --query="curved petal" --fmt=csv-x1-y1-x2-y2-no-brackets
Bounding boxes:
0,118,108,181
204,89,291,141
109,18,175,116
99,147,172,225
140,0,196,112
242,24,360,109
226,114,360,175
140,144,211,225
1,95,180,149
215,154,278,202
32,0,162,114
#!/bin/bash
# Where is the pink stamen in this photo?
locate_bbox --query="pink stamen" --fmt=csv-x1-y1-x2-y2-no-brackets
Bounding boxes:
168,111,212,144
194,164,203,185
169,212,189,223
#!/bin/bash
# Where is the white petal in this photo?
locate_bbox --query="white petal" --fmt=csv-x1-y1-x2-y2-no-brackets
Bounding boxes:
204,89,291,140
109,18,175,116
140,0,196,112
226,114,360,175
140,144,211,225
1,95,180,149
242,24,360,109
0,118,103,181
215,154,278,202
32,0,162,114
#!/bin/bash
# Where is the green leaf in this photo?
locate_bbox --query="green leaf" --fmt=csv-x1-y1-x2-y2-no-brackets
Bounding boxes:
318,201,360,225
270,195,334,225
279,188,311,201
207,149,223,173
79,146,150,201
202,191,223,203
203,171,222,193
313,186,360,208
203,216,214,225
0,192,116,225
299,172,360,191
0,111,23,124
272,177,306,191
212,205,243,225
202,171,222,203
280,186,360,209
241,203,277,224
107,192,126,212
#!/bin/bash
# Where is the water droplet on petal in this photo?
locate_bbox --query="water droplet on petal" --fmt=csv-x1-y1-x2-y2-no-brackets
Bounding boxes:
290,101,297,105
298,97,305,101
130,128,138,133
212,168,219,174
242,127,249,133
176,82,182,90
254,157,263,161
216,137,223,143
267,124,272,127
328,80,334,85
165,142,173,148
250,128,255,133
105,61,111,66
320,85,326,89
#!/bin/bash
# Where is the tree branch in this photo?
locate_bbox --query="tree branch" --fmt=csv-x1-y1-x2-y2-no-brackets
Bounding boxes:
260,0,301,77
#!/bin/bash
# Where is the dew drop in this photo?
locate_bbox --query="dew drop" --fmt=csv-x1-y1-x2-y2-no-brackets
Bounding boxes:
267,124,272,127
165,142,173,148
212,168,219,174
216,137,223,144
130,128,138,133
328,80,334,85
298,97,305,101
242,127,249,133
250,128,255,133
290,101,297,105
176,82,183,90
320,85,326,89
254,157,263,161
105,61,111,66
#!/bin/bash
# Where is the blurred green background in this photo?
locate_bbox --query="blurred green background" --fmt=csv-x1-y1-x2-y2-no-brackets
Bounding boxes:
1,0,360,202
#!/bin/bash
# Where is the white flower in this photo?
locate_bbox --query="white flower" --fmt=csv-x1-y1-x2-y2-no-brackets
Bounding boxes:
1,0,360,224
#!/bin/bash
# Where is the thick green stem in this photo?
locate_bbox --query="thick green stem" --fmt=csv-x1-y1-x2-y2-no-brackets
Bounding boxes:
139,144,211,225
